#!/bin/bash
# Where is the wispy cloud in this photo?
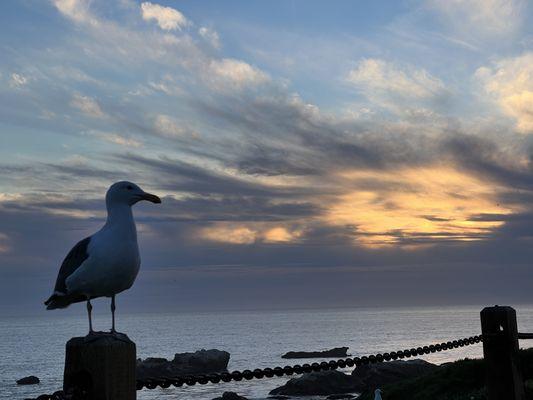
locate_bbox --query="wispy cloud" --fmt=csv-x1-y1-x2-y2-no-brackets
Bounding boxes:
476,52,533,134
347,58,446,103
199,26,220,49
52,0,98,25
9,73,28,88
70,93,105,118
153,114,196,139
428,0,525,39
88,131,142,147
140,2,189,31
207,58,270,90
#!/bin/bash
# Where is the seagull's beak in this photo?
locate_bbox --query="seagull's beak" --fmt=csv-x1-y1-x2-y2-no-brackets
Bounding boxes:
140,192,161,204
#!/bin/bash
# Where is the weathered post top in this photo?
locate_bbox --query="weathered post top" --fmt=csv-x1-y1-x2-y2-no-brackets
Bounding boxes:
480,305,525,400
64,333,136,400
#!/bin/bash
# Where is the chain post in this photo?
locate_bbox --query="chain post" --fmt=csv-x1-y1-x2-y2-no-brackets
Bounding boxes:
481,306,525,400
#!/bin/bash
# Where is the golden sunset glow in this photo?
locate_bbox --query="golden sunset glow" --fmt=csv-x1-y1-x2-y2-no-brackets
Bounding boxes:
199,224,302,244
325,166,514,247
263,227,301,243
197,166,516,248
200,225,257,244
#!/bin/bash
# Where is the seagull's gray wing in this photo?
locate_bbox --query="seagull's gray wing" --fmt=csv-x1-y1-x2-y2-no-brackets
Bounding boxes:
44,237,91,309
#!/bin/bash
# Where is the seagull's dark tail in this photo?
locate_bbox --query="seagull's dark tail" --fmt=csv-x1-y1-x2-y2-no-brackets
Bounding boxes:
44,293,86,309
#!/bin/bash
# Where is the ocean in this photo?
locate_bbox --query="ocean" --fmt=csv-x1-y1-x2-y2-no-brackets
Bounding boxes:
2,305,533,400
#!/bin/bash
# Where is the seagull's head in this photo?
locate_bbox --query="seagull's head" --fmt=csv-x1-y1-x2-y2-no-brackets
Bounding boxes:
106,181,162,207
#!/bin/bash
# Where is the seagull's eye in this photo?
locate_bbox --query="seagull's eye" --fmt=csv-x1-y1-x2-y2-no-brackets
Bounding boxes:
126,185,133,190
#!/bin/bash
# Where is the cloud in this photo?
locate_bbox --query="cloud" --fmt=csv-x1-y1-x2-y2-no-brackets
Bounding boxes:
9,73,28,88
263,226,301,243
147,78,183,96
325,166,513,247
199,224,257,244
428,0,525,39
199,27,220,49
140,2,188,31
476,52,533,134
194,89,438,175
52,0,98,25
347,58,446,100
89,131,142,147
198,223,302,245
50,0,266,98
117,153,311,198
207,58,270,90
153,114,192,138
70,93,105,118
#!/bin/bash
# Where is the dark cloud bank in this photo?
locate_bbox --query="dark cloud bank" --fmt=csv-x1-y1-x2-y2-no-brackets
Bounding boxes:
2,117,533,316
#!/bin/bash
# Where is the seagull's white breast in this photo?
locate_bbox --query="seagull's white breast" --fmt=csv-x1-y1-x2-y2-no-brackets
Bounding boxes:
65,221,140,297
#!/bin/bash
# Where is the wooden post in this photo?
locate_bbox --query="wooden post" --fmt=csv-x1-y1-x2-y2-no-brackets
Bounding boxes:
64,333,136,400
480,306,525,400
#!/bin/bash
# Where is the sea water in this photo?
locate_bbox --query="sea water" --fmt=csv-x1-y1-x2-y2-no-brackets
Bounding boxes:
2,305,533,400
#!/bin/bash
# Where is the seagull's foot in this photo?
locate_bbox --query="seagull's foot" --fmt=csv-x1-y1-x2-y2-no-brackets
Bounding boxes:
83,330,102,343
83,330,131,343
109,330,131,343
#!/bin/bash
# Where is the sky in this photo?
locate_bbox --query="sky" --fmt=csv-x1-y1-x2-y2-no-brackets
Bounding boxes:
1,0,533,316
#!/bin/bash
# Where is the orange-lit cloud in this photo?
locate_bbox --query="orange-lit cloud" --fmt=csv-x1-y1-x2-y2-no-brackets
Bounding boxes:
200,225,257,244
263,227,301,243
195,166,516,248
325,166,514,247
198,224,302,245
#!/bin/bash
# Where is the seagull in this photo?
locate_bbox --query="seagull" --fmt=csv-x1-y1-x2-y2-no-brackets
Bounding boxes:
374,388,383,400
44,181,161,334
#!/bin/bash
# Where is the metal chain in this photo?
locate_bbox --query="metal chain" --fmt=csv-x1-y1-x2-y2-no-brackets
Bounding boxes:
136,334,483,390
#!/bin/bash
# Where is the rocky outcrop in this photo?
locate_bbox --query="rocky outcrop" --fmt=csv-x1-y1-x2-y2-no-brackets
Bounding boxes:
212,392,248,400
351,359,437,390
269,371,360,396
269,359,437,396
137,349,230,379
17,376,39,385
281,347,349,359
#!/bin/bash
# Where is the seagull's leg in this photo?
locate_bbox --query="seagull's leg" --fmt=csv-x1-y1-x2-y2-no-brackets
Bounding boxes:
110,295,116,333
86,298,94,334
109,296,129,342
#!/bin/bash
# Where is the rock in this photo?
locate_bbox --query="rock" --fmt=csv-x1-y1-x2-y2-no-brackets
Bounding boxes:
137,349,230,379
327,395,356,400
282,347,349,359
268,396,290,400
212,392,248,400
269,370,360,396
270,359,438,396
351,359,437,390
17,376,40,385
